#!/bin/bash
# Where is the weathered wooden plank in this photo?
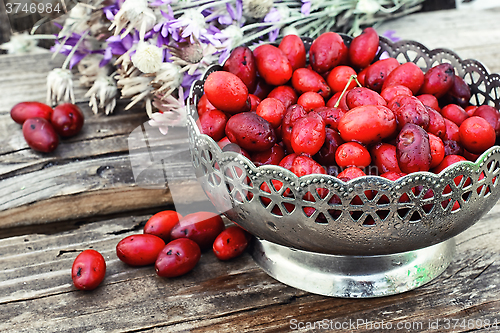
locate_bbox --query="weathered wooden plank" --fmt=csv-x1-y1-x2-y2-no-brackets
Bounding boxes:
0,0,11,46
0,61,202,228
0,113,203,228
0,147,208,228
0,204,499,333
376,8,500,74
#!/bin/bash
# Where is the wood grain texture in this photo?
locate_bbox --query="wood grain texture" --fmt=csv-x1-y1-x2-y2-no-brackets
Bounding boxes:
0,0,11,46
0,110,204,228
376,7,500,74
0,206,499,333
0,52,207,228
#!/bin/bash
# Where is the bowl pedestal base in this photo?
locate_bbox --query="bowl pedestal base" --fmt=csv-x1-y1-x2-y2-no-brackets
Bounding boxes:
250,237,455,298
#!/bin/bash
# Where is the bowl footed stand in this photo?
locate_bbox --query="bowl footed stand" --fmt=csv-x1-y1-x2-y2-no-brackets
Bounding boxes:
250,237,455,298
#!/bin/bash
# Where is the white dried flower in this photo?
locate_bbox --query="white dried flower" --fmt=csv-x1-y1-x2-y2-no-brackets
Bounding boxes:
0,32,47,54
150,88,187,134
221,25,244,50
171,9,208,43
116,68,154,116
242,0,273,19
109,0,156,40
148,111,180,135
59,4,92,37
85,75,118,115
77,54,111,87
169,40,218,76
151,62,183,97
46,68,75,106
114,48,136,74
282,26,299,36
355,0,381,15
276,4,291,20
131,42,163,74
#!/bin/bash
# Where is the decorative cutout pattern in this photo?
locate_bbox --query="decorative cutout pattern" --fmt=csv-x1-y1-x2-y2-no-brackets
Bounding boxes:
186,36,500,255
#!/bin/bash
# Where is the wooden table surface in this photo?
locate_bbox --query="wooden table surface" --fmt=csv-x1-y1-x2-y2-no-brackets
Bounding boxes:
2,8,500,333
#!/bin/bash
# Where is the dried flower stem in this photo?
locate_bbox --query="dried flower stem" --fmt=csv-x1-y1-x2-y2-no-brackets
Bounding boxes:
62,30,90,70
173,0,234,15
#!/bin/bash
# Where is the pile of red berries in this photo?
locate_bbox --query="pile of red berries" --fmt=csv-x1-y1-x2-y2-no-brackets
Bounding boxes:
197,29,499,183
71,211,249,290
10,101,84,153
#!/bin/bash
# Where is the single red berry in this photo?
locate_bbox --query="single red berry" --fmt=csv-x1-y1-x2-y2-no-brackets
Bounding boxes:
155,238,201,278
253,44,293,86
10,101,53,124
213,226,250,261
144,210,183,242
296,91,325,112
51,103,84,137
349,27,380,69
22,117,59,153
256,97,286,128
335,142,371,169
278,34,306,71
204,71,250,114
116,234,166,266
431,154,467,174
326,66,357,94
170,212,225,250
459,116,496,154
337,167,366,181
290,112,326,155
71,249,106,291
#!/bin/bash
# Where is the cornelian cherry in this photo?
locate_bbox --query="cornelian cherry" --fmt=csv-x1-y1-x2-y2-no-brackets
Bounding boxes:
213,226,250,260
72,249,106,291
51,103,84,137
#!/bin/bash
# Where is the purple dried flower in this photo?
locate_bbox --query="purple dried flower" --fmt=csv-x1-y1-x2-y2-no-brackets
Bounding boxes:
150,0,173,7
301,1,311,16
382,30,401,42
181,72,201,98
264,7,281,23
264,8,281,42
153,7,175,47
103,3,120,21
170,9,208,43
51,32,96,69
218,15,233,25
100,32,141,66
227,1,243,21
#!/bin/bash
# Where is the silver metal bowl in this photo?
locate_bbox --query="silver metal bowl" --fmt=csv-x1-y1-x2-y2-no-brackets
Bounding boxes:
186,35,500,297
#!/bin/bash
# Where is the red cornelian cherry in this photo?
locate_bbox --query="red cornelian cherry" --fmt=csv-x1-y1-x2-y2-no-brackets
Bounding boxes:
155,238,201,278
71,249,106,291
213,226,250,261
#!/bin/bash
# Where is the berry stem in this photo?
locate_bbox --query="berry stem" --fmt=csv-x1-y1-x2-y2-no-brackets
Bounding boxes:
334,74,362,108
